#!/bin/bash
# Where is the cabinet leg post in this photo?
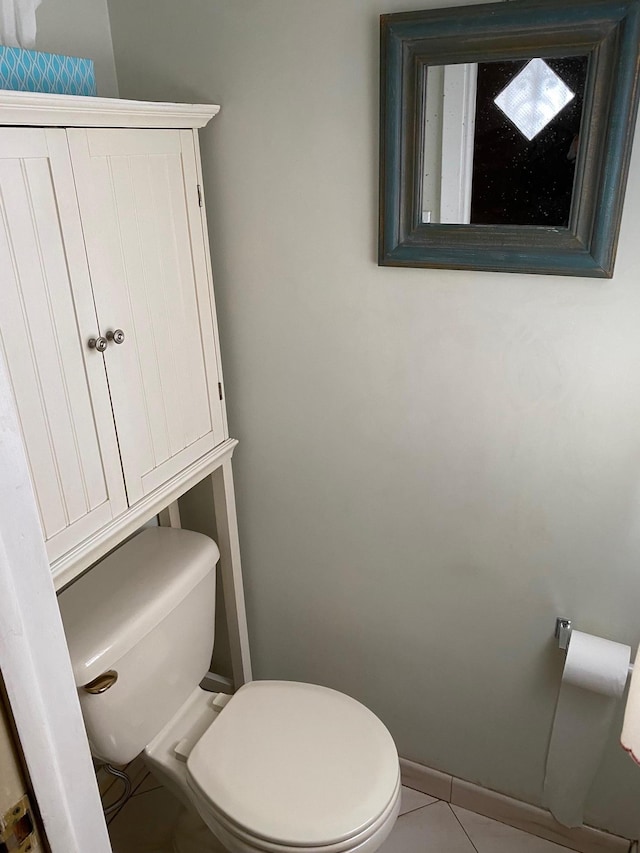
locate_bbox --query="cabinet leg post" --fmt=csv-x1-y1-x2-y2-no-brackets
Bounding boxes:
158,500,181,528
211,460,252,686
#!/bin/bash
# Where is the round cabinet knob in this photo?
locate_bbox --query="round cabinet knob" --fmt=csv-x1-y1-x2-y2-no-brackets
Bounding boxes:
88,336,108,352
107,329,125,345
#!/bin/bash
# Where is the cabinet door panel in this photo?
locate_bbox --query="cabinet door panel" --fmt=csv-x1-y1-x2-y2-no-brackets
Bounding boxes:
67,128,225,504
0,128,127,563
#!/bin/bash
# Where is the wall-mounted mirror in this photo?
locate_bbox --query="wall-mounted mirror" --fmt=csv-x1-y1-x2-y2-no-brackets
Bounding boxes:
379,0,640,277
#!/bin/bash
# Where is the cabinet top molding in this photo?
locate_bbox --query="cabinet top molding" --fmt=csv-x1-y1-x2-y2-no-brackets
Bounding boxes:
0,91,220,129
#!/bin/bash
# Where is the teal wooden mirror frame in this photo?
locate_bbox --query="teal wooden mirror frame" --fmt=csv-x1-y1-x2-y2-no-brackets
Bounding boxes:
379,0,640,277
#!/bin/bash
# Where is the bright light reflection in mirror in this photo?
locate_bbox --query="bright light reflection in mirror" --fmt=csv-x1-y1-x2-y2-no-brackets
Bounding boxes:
493,58,575,141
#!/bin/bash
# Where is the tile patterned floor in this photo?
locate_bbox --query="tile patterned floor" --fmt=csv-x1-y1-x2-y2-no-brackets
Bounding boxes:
106,774,577,853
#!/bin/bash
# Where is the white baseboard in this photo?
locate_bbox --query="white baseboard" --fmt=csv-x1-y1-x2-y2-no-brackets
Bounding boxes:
399,758,632,853
400,757,453,801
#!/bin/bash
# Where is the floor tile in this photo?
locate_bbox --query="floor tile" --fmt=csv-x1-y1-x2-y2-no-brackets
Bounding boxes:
97,759,147,803
399,786,438,816
103,758,153,824
131,770,163,797
96,765,115,798
379,801,476,853
103,772,137,819
107,779,578,853
451,805,573,853
128,757,150,789
109,786,182,853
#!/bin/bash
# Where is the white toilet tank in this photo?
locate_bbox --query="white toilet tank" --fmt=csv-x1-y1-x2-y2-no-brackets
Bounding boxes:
58,527,219,765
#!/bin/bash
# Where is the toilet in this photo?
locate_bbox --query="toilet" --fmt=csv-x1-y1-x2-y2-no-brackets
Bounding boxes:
58,527,401,853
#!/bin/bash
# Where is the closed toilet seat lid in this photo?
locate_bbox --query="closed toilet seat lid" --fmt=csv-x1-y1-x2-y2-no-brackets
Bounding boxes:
186,681,399,848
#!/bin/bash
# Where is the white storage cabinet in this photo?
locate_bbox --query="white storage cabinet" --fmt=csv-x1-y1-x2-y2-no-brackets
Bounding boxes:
0,96,246,675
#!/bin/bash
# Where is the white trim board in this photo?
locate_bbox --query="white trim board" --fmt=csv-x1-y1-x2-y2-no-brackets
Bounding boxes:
0,351,111,853
0,90,219,128
399,758,632,853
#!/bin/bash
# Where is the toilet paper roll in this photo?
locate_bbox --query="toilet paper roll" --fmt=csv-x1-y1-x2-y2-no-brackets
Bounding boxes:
543,631,630,828
560,631,630,698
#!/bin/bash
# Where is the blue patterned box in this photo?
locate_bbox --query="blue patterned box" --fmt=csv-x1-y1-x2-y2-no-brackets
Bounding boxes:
0,47,96,96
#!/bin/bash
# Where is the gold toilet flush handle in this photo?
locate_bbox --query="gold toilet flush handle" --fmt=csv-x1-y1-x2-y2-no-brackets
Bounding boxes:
82,670,118,694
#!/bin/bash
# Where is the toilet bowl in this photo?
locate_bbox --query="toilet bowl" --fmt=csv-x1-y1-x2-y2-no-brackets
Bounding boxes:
58,528,400,853
145,681,400,853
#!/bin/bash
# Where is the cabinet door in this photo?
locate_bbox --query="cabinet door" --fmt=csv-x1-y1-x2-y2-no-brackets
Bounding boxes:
67,128,225,505
0,128,127,564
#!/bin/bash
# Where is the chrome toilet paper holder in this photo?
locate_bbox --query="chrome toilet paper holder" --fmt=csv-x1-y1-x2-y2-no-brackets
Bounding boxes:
555,618,572,651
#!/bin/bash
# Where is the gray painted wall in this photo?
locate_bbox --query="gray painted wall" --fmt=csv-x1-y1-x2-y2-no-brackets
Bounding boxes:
107,0,640,837
35,0,117,96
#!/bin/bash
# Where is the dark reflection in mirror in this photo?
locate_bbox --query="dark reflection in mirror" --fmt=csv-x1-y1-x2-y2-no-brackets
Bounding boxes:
421,56,588,228
472,56,588,226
